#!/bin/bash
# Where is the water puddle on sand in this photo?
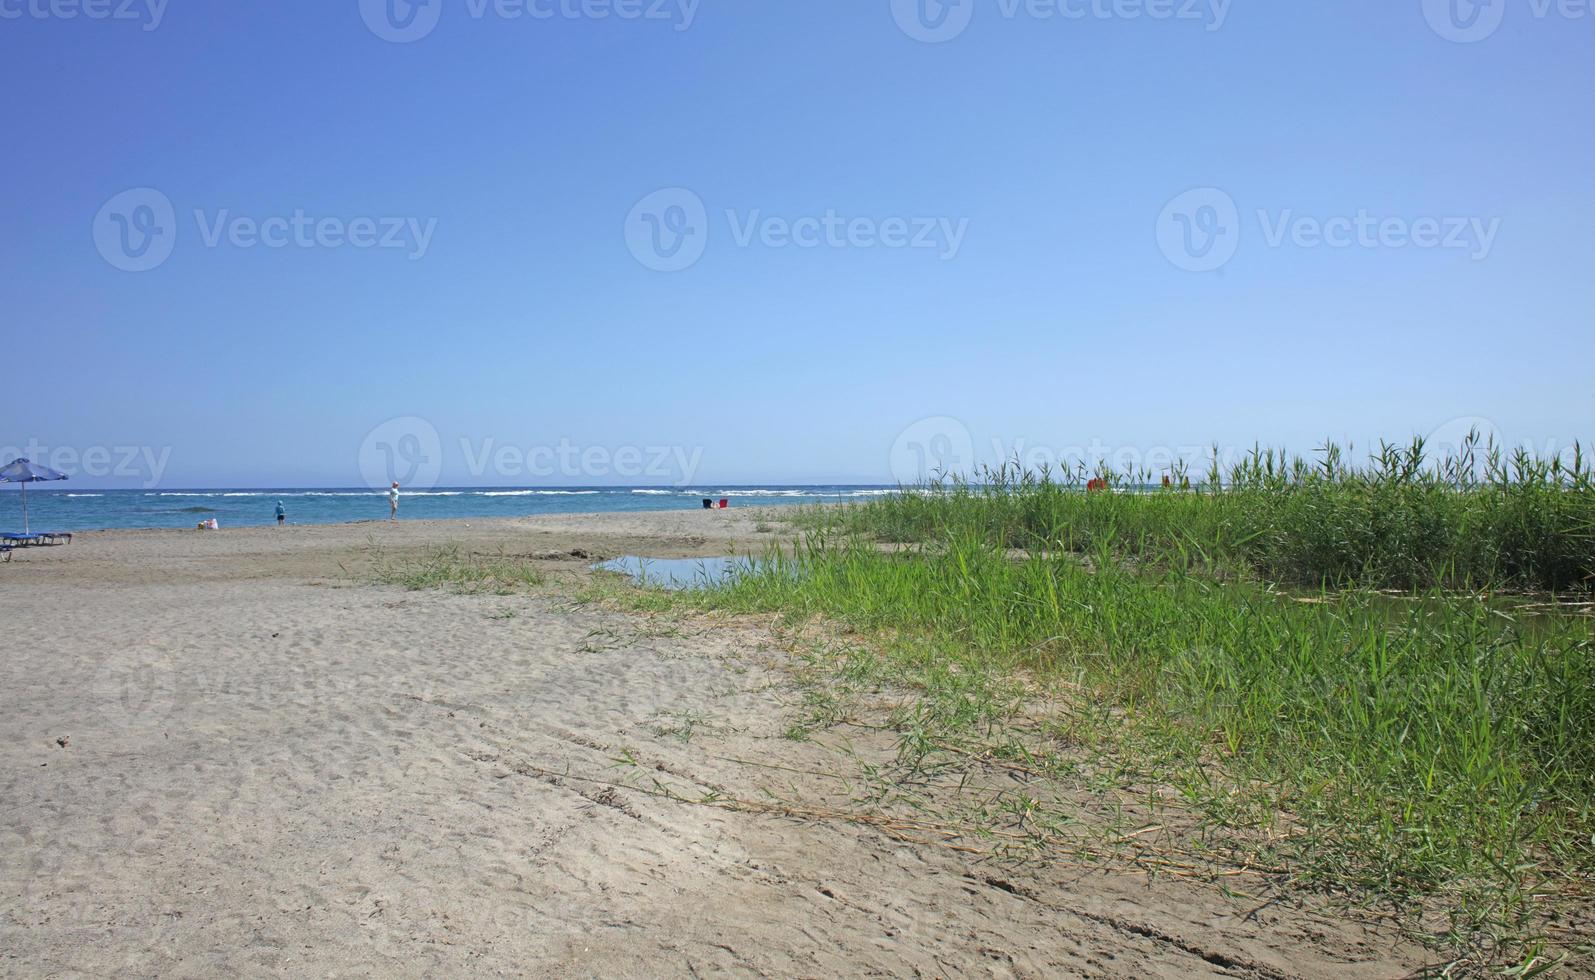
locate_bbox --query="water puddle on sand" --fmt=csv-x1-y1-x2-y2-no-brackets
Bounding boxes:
592,556,757,591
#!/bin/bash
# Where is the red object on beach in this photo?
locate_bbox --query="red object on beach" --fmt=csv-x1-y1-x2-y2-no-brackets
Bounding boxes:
718,499,730,509
1087,478,1107,493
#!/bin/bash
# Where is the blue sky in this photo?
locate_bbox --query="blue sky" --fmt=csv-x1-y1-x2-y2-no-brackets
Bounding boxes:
1,0,1590,488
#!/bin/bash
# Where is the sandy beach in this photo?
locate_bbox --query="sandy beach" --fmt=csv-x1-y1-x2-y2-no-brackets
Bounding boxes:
0,511,1427,978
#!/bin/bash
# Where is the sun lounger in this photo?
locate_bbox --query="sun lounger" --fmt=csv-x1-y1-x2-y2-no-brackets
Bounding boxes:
1,545,10,562
1,532,69,546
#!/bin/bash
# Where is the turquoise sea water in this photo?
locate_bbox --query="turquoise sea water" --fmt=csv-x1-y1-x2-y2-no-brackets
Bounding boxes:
0,486,899,532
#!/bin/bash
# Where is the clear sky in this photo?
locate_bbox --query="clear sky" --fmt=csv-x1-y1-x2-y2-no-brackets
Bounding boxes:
2,0,1591,488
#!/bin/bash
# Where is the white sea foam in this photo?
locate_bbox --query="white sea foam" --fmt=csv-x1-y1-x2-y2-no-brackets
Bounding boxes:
479,490,601,497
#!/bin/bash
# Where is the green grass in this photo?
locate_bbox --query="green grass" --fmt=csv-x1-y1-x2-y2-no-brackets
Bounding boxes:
684,439,1594,961
812,435,1595,593
361,440,1593,961
371,545,546,594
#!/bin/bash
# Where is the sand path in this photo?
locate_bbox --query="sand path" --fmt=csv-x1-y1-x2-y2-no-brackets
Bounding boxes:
1,514,1427,977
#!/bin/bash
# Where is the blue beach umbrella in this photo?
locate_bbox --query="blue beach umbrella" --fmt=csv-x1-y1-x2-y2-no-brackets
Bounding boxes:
0,458,69,534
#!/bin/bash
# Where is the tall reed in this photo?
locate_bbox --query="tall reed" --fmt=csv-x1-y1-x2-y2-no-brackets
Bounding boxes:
822,434,1594,592
703,435,1594,942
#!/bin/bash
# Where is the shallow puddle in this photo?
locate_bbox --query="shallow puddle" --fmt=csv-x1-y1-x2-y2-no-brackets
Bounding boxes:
592,555,756,591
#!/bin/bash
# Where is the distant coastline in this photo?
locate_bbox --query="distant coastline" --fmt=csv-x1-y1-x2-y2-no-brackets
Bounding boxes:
0,486,896,533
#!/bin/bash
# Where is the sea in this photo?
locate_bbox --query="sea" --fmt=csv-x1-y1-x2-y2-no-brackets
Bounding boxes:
2,486,903,532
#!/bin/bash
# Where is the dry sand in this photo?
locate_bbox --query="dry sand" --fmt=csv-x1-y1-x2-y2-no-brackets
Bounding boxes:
1,511,1431,977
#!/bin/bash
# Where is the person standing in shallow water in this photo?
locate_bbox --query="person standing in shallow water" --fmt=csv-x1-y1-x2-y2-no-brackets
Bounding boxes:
388,482,399,523
275,500,286,526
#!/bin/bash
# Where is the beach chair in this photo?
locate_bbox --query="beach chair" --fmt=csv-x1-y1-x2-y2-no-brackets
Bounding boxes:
1,545,10,562
39,532,72,545
2,533,41,547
